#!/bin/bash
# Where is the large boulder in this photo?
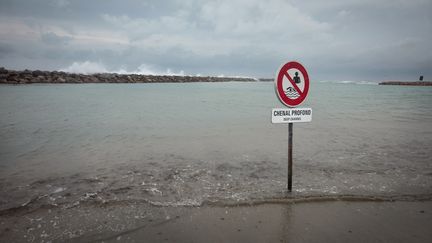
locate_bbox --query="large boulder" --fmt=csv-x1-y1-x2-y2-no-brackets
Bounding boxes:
0,67,8,74
32,70,44,77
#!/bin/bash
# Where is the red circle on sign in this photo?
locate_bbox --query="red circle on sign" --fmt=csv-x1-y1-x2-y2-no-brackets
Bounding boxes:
275,61,309,107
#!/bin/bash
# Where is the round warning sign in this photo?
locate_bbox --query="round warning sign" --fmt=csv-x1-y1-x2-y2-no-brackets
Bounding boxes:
275,61,310,107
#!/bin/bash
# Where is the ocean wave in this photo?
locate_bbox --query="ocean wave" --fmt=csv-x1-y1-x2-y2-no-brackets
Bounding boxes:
319,80,378,85
2,192,431,217
2,159,431,216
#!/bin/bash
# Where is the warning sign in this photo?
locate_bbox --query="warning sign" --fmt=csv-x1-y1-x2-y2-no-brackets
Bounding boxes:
275,61,310,107
271,108,312,123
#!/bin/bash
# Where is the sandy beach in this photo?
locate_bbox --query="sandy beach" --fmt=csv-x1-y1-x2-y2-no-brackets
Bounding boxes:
1,199,431,242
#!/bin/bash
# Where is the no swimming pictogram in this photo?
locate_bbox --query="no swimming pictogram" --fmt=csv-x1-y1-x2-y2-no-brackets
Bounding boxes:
275,61,310,107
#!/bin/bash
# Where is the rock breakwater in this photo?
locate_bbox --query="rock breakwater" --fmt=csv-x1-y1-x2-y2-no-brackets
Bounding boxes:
0,67,256,84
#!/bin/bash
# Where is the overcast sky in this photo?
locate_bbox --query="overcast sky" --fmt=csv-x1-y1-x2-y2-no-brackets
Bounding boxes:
0,0,431,80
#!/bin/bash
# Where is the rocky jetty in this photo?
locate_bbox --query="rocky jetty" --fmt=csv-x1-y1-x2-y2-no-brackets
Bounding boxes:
258,78,273,82
379,81,432,86
0,67,257,84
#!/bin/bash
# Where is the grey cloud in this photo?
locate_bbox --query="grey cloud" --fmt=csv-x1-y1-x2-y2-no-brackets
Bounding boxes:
40,32,73,45
0,42,14,56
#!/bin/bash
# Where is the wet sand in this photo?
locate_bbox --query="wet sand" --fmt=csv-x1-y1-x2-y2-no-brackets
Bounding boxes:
1,200,431,242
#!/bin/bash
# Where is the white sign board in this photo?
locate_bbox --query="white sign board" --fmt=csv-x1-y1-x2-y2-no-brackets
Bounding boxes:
271,108,312,123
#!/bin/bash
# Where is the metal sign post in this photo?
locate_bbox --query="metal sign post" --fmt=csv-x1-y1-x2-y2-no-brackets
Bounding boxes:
288,123,293,191
272,61,311,192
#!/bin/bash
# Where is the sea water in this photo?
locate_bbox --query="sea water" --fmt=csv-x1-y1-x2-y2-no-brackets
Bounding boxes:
0,81,431,209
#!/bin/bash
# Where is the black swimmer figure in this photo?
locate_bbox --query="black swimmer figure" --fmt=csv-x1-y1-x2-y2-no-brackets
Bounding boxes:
293,72,301,84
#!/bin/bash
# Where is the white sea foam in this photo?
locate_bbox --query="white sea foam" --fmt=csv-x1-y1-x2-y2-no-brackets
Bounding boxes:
319,80,378,85
52,187,66,194
60,61,186,76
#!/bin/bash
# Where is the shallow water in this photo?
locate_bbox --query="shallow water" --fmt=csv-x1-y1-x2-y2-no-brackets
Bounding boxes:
0,81,431,209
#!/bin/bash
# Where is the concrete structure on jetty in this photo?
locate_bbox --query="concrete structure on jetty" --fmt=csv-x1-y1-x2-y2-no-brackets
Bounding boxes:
379,81,432,86
0,67,256,84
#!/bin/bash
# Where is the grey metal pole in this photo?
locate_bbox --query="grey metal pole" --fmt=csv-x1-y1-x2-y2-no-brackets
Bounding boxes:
288,123,293,192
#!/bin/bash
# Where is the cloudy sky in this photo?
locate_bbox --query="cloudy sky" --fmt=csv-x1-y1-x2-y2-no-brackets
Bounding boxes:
0,0,431,80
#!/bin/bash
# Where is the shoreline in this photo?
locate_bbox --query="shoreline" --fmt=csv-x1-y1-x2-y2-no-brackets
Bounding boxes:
1,199,431,242
0,67,256,84
2,191,431,217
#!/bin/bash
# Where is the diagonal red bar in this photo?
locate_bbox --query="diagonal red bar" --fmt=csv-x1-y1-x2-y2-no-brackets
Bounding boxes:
284,72,303,96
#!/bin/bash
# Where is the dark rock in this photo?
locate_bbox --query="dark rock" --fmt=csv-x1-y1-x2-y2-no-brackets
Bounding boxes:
6,76,16,82
0,67,8,74
32,70,44,77
22,69,32,75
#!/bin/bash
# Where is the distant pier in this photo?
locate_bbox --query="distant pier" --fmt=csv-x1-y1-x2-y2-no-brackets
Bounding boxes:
379,81,432,86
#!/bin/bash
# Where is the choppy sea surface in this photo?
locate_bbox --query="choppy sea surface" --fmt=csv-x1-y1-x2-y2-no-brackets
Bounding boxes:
0,81,431,210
